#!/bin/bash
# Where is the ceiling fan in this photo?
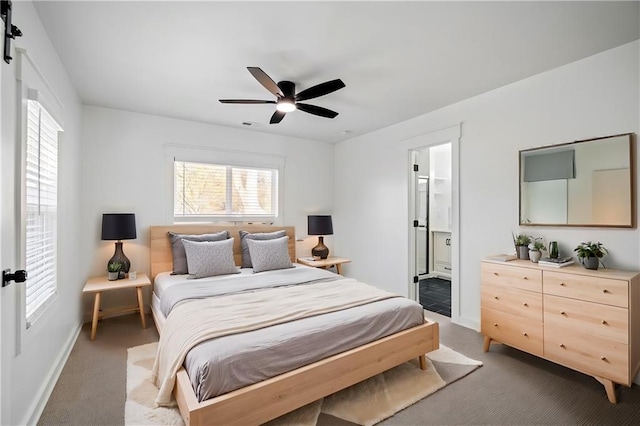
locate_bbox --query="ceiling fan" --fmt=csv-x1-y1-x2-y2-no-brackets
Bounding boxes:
219,67,345,124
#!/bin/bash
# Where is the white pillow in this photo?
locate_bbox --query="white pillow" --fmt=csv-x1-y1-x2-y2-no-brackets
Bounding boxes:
247,236,293,273
182,238,239,279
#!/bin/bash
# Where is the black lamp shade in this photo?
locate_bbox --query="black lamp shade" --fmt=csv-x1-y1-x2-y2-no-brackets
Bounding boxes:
308,215,333,236
101,213,137,241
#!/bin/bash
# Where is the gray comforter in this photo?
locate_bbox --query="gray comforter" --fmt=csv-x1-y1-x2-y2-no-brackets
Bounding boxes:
160,266,425,402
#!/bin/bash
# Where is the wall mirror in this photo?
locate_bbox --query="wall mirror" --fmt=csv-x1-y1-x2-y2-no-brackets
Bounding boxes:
519,133,635,227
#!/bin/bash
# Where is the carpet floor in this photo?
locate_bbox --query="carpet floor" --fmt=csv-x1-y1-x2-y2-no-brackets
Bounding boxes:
39,312,640,425
419,277,451,317
125,342,481,425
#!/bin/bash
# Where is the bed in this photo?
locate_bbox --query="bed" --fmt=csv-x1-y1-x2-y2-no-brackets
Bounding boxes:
149,225,439,425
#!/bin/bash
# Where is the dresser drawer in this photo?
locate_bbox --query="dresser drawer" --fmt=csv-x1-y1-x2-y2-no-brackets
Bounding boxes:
481,282,542,322
543,295,628,344
544,328,629,385
481,262,542,292
543,271,628,307
481,307,543,357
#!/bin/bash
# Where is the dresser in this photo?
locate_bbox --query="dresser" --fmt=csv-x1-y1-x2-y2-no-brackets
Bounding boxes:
481,259,640,403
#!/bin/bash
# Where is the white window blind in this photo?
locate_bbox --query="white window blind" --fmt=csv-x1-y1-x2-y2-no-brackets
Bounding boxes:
174,161,278,222
25,99,61,325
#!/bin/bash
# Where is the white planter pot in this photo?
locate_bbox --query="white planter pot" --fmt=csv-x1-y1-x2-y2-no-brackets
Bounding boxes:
529,250,542,263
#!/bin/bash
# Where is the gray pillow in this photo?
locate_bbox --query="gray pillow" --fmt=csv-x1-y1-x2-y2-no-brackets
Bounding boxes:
168,231,229,274
239,229,287,268
182,238,239,279
247,236,293,273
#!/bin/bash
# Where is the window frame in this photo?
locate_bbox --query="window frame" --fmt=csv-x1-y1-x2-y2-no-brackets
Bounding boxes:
23,96,61,327
173,160,279,223
15,49,65,346
166,145,285,225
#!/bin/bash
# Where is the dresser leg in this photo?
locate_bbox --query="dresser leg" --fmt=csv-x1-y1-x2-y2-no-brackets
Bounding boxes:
594,376,617,403
483,335,492,352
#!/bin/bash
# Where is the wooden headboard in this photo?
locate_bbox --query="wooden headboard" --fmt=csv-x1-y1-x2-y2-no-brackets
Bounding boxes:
149,225,296,280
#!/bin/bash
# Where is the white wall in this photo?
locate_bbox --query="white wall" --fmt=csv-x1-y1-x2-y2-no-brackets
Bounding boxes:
335,41,639,330
0,2,83,424
79,107,335,312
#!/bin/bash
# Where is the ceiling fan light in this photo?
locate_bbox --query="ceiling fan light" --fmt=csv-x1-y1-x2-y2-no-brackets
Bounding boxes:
276,100,296,113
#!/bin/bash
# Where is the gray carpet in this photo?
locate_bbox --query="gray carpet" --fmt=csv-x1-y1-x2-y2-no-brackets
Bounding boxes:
39,312,640,425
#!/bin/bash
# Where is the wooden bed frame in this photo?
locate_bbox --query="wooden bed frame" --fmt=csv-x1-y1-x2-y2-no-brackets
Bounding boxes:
149,225,439,425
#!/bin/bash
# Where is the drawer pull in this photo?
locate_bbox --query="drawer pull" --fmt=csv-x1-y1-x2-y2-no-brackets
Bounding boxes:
601,356,608,362
602,289,609,294
493,323,498,327
494,296,499,300
522,302,528,307
522,332,528,337
493,272,499,276
522,276,528,280
560,344,566,348
560,282,566,286
601,320,608,325
560,311,566,315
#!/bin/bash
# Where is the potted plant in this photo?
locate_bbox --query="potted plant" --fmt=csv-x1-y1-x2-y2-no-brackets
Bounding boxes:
574,241,607,270
528,238,545,263
107,262,121,280
512,233,532,260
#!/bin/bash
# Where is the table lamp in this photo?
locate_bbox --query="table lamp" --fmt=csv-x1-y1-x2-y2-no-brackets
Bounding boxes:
308,215,333,259
101,213,137,279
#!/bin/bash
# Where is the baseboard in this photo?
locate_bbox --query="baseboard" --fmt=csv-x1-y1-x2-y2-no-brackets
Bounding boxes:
21,322,82,426
452,315,479,331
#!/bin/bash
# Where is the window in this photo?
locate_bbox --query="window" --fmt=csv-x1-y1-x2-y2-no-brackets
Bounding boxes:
174,160,278,222
24,98,61,326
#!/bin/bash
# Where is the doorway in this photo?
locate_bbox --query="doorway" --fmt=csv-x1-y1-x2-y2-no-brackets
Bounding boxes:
413,143,452,316
403,123,462,323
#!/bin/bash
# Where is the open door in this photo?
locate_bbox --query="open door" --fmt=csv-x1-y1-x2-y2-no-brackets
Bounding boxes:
417,176,429,277
0,56,4,423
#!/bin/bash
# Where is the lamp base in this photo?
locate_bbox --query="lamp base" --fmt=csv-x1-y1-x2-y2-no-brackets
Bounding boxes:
108,241,131,279
311,236,329,260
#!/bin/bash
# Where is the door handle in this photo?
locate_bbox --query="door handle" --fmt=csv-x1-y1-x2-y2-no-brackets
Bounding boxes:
2,269,27,287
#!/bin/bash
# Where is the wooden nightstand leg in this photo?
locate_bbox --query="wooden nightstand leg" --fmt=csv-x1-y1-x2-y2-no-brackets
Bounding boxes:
91,292,101,341
336,264,342,275
136,286,147,329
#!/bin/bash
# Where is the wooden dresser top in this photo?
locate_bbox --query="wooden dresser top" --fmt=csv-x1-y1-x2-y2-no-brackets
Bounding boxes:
482,258,640,281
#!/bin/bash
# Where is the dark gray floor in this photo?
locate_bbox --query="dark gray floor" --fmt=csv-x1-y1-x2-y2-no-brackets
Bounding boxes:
419,277,451,317
39,312,640,425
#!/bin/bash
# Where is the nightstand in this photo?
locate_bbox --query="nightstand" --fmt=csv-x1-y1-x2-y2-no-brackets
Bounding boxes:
82,273,151,340
297,257,351,275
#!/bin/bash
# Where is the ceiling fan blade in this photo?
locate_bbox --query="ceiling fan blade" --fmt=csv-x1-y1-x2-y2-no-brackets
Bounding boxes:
247,67,283,97
219,99,276,104
270,110,286,124
296,103,339,119
295,79,345,102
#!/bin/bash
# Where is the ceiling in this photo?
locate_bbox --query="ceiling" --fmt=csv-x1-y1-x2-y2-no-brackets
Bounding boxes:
33,1,639,144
